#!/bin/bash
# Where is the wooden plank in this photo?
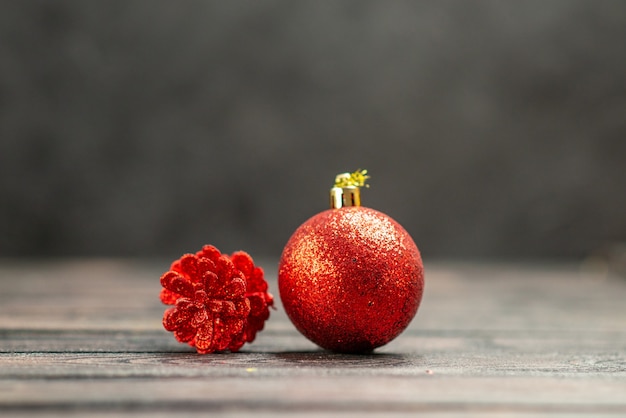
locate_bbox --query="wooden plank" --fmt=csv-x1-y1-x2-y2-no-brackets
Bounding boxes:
1,345,626,378
1,376,626,414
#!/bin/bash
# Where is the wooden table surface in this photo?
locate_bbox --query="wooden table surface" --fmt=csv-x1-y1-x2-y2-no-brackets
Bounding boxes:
1,259,625,417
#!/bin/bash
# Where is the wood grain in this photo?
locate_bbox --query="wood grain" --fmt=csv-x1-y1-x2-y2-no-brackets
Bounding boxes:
1,259,625,416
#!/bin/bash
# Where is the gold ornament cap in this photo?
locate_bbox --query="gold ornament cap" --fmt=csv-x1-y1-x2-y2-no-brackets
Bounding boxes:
330,169,370,209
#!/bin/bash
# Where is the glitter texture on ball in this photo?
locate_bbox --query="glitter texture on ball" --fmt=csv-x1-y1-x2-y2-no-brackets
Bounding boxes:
278,206,424,353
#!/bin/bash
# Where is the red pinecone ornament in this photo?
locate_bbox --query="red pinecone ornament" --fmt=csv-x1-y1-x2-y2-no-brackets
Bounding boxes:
160,245,273,354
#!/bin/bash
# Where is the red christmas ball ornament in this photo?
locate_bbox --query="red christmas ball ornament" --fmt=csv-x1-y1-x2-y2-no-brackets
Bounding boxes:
278,170,424,353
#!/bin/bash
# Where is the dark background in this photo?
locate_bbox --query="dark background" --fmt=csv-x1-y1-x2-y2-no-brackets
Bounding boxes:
1,0,625,261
